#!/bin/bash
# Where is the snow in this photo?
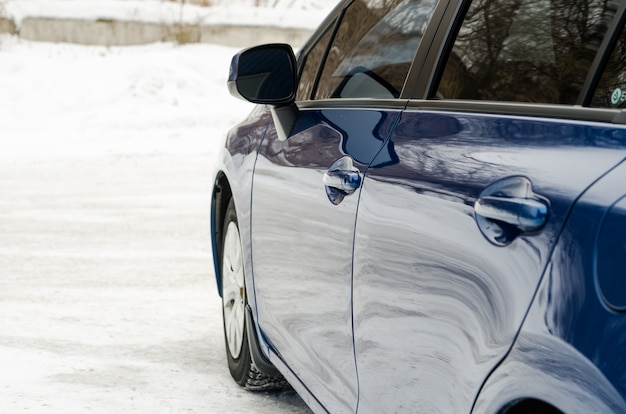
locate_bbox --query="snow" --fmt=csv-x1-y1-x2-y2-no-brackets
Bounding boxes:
0,2,337,412
3,0,337,29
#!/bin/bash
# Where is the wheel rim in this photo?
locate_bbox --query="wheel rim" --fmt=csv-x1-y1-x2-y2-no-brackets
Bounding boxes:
222,221,246,359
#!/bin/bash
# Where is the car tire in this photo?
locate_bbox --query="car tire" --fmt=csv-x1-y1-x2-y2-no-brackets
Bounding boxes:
221,198,285,390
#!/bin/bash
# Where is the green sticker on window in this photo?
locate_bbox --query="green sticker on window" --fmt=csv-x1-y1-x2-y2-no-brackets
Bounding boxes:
612,88,623,105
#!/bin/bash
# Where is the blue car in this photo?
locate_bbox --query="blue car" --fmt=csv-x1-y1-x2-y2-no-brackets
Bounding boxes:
211,0,626,412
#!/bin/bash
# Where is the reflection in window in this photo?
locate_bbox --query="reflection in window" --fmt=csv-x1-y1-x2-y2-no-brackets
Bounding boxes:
592,20,626,108
436,0,617,104
297,25,334,101
315,0,438,100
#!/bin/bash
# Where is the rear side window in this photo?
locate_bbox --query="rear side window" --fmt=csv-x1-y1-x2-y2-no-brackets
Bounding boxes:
592,21,626,108
314,0,439,100
435,0,618,104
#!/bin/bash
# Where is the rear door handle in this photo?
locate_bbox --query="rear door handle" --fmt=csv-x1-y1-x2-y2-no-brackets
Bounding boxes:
474,176,550,246
323,156,361,205
474,196,548,232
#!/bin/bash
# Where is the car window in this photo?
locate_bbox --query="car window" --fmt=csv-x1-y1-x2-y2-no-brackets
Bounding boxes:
435,0,617,104
297,24,335,101
591,21,626,108
314,0,439,100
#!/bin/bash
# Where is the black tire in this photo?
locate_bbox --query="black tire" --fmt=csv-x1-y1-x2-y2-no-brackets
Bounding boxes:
220,198,286,390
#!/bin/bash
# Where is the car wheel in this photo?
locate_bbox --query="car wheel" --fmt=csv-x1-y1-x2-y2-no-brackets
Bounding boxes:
221,198,285,390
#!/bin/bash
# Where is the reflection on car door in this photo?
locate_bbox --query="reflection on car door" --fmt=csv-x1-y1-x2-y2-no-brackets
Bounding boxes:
251,107,400,412
350,1,626,411
251,0,441,410
353,110,626,413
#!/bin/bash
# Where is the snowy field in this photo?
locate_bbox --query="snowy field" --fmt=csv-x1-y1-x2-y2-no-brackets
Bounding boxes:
0,5,326,410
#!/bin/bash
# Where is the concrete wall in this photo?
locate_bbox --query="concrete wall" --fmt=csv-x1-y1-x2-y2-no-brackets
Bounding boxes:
0,17,16,35
199,25,311,48
1,17,312,48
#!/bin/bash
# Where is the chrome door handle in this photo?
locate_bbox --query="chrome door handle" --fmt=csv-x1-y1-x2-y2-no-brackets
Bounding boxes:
474,176,550,246
474,196,548,232
323,169,361,195
323,156,361,205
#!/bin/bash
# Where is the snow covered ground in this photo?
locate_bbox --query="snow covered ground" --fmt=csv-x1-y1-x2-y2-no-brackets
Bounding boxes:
0,2,333,410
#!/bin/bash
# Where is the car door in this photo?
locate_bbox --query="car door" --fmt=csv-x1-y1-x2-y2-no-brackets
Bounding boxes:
249,0,441,412
475,19,626,413
352,1,626,412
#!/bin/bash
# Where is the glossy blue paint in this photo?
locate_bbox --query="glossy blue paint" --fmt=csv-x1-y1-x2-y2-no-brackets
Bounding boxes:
211,106,271,300
596,195,626,312
474,159,626,413
474,176,550,245
214,102,626,412
352,110,626,413
250,108,401,413
213,0,626,409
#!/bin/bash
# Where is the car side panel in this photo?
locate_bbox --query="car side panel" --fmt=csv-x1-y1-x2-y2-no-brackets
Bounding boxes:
251,107,401,413
352,109,626,413
212,106,272,307
474,160,626,413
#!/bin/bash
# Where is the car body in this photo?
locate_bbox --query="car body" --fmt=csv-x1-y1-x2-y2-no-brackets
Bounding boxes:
211,0,626,412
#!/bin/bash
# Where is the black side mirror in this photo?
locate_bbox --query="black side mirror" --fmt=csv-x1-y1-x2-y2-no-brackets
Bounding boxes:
227,43,297,106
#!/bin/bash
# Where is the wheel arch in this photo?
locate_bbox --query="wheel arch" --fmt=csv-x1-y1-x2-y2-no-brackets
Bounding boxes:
211,171,232,297
215,177,285,381
498,398,563,414
472,331,626,414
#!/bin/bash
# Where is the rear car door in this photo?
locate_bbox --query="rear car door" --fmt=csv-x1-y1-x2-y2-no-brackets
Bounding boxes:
352,1,626,412
475,18,626,412
249,1,441,412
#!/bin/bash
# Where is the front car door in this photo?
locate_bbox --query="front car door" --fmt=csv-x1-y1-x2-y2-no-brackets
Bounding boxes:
352,0,626,412
250,0,441,411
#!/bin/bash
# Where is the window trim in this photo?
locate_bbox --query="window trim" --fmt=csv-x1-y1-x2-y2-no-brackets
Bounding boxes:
297,98,410,112
296,18,341,101
405,99,626,125
295,3,347,102
296,0,349,59
403,0,466,99
580,1,626,106
386,0,453,100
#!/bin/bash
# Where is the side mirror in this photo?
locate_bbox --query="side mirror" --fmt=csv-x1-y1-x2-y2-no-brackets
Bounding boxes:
227,43,297,106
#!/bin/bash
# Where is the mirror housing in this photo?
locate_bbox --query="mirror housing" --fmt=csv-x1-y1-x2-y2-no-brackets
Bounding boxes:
227,43,297,106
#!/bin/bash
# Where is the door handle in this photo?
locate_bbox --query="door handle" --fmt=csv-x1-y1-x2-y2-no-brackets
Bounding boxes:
474,176,550,246
323,169,361,195
323,156,361,205
474,196,548,232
